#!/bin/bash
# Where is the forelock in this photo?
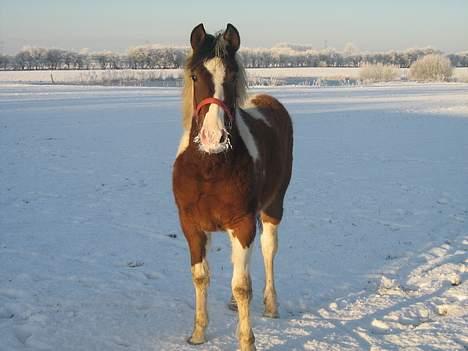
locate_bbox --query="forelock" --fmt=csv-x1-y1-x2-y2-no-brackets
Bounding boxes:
187,33,232,70
214,33,228,58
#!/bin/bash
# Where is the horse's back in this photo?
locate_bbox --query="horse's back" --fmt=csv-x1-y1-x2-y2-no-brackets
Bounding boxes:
239,94,293,222
245,94,292,132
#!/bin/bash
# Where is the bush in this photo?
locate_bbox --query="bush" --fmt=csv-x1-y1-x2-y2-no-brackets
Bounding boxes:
455,70,468,83
359,63,399,82
409,54,453,81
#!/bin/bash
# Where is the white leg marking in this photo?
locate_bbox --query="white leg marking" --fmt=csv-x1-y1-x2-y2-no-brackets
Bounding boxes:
228,231,256,350
229,232,252,287
192,259,209,282
260,221,279,318
236,109,259,162
190,251,210,344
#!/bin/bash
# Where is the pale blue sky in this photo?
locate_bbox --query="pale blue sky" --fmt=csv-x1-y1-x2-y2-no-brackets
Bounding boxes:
1,0,467,54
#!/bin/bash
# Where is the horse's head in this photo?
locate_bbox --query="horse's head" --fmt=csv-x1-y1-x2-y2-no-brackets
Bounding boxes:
186,23,245,154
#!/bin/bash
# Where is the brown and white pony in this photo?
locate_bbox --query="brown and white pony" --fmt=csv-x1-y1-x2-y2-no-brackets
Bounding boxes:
172,23,293,351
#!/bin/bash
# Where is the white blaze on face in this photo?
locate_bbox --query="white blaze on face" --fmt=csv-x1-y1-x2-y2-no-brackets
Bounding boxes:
197,57,229,153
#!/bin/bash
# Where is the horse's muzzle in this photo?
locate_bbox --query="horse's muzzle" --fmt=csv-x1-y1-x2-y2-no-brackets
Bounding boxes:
195,127,231,154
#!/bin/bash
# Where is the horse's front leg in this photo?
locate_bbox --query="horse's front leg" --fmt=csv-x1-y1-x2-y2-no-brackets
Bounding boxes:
228,216,257,351
182,222,210,345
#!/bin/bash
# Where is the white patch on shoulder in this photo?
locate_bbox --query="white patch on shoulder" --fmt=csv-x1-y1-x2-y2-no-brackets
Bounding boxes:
236,108,259,161
176,129,190,157
242,96,271,126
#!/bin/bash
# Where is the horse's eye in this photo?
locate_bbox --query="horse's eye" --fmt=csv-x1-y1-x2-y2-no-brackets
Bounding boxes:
191,74,197,82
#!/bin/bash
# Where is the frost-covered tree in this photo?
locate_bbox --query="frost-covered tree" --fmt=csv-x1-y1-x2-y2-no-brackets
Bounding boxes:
127,45,187,69
34,48,48,69
15,50,32,70
409,54,453,81
448,51,468,67
63,51,76,69
359,63,399,82
92,51,119,69
4,44,468,71
128,46,149,69
0,55,11,70
45,49,64,69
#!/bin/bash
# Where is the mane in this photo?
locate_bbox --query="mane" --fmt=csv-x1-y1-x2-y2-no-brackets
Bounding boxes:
182,33,248,130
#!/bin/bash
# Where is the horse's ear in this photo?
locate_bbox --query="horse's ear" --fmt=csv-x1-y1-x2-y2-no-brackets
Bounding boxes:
190,23,206,50
223,23,240,53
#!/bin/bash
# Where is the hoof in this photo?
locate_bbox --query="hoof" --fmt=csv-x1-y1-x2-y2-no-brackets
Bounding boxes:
263,310,279,319
187,336,205,345
240,343,256,351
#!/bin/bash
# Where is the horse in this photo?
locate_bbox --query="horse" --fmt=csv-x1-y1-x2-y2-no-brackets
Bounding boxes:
172,23,293,351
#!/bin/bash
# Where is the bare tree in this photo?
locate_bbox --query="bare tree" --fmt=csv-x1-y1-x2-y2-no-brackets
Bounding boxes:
0,55,10,70
46,49,64,69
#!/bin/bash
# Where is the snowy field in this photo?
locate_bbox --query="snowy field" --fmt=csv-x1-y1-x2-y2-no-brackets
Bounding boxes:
0,67,363,83
0,82,467,350
1,68,468,86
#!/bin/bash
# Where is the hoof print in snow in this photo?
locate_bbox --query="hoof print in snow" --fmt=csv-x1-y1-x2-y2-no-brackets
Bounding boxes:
0,306,15,319
127,261,144,268
14,326,33,345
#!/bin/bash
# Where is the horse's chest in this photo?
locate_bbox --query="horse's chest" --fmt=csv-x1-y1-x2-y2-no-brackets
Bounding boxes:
202,180,251,227
173,162,254,231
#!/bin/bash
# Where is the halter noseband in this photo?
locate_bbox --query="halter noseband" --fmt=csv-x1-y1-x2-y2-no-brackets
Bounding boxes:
194,97,234,123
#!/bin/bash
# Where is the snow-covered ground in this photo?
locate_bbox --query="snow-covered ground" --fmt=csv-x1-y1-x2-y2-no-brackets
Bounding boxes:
0,82,467,350
1,68,468,86
0,68,360,84
0,69,183,86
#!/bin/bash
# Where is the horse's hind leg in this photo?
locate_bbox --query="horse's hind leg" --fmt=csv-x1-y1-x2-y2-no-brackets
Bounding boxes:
260,211,280,318
183,224,210,345
260,135,292,318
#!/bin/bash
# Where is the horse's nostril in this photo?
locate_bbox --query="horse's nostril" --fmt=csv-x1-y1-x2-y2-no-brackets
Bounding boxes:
219,133,227,144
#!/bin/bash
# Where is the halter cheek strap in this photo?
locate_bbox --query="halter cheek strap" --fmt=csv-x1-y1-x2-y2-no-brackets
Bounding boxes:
194,97,234,122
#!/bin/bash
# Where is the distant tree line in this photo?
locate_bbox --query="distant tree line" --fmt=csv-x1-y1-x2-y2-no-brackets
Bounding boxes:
0,46,188,71
1,45,467,70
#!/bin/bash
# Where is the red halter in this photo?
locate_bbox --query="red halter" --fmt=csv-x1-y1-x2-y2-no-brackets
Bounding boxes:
194,97,234,122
